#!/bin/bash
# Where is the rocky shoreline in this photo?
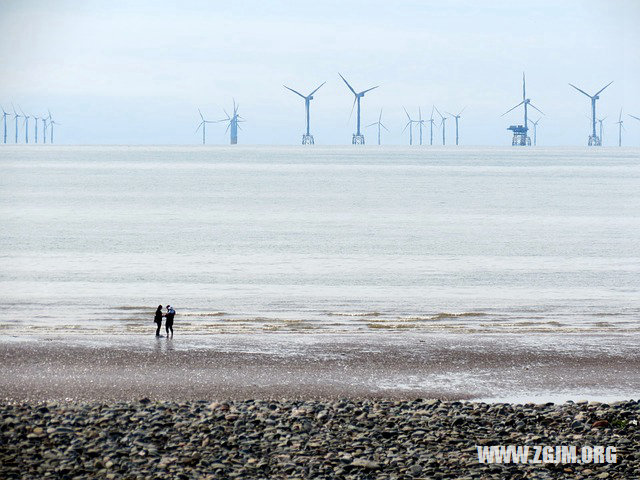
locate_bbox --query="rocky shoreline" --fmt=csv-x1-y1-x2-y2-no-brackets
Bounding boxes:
1,399,638,479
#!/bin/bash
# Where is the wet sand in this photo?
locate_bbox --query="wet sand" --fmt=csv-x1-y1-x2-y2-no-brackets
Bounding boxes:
1,332,638,403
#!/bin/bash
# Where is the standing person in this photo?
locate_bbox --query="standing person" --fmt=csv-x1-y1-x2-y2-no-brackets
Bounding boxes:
154,305,163,336
165,305,175,337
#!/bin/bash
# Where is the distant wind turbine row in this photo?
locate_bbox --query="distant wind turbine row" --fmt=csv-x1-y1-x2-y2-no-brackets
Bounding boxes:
197,72,638,147
0,105,58,144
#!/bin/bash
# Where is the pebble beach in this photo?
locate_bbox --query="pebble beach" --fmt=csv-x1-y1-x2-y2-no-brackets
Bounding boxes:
1,398,638,479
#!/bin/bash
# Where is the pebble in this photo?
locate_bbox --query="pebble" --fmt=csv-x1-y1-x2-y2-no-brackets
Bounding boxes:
0,399,637,479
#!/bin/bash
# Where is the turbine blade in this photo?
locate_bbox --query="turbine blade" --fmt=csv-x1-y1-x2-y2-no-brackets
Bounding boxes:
195,122,203,133
529,103,544,115
198,108,204,121
360,85,379,95
501,101,525,116
595,81,614,97
378,108,383,123
434,105,443,119
619,108,623,122
308,81,326,97
568,83,592,98
402,121,410,133
381,123,389,131
283,85,306,98
629,114,640,121
403,106,411,121
458,106,466,116
348,97,356,122
338,73,357,95
366,122,377,128
522,72,526,101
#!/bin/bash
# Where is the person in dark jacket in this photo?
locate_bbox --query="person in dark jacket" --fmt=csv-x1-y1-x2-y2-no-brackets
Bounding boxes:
154,305,163,336
165,305,175,337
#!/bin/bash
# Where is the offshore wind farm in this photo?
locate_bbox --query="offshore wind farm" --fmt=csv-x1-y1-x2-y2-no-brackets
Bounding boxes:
4,70,640,147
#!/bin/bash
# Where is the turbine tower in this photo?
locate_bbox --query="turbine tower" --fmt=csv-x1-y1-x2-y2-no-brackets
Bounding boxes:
12,105,22,144
33,115,39,144
283,81,325,145
597,117,606,145
445,107,465,146
20,108,30,144
530,118,541,146
42,116,48,144
1,106,9,144
219,100,243,145
195,109,217,145
428,106,435,146
415,107,426,145
616,109,624,147
339,73,378,145
434,106,447,145
569,81,613,146
365,109,388,145
402,107,417,145
502,73,544,146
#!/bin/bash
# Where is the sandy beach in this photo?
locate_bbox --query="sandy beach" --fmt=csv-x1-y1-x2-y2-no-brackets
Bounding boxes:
2,332,639,403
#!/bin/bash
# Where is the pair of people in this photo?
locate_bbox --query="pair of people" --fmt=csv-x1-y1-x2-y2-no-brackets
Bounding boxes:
154,304,176,337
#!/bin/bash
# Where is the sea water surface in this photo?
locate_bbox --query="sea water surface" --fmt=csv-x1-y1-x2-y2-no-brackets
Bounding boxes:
1,146,639,337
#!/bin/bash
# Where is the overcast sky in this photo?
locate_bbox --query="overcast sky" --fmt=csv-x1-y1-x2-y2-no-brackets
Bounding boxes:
1,0,639,145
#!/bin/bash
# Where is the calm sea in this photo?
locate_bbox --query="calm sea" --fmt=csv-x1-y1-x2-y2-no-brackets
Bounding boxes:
1,146,639,336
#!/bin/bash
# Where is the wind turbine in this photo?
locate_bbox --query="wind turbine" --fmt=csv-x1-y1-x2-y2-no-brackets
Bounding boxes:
12,105,22,144
48,110,58,144
428,106,435,146
218,100,244,145
366,109,388,145
569,80,613,146
615,109,624,147
20,108,30,144
445,107,465,146
195,109,217,145
502,73,544,146
402,107,417,145
339,73,379,145
283,81,325,145
530,118,541,146
434,106,447,145
1,106,9,144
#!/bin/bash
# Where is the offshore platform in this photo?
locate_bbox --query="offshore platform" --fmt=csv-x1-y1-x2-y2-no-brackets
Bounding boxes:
502,73,543,146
